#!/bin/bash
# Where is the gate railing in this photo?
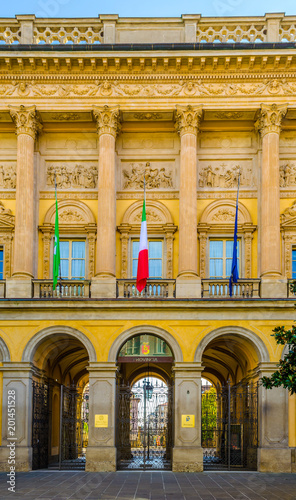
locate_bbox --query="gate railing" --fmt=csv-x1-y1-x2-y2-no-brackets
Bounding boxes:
33,279,91,298
117,279,175,299
202,279,260,298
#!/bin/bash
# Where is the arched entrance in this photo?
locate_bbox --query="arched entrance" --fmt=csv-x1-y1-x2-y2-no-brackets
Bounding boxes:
27,330,91,470
197,328,266,471
116,333,174,470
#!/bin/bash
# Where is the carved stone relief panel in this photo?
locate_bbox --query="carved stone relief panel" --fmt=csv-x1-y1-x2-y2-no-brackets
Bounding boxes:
119,160,175,191
0,162,17,190
44,161,98,190
0,133,17,153
279,161,296,188
279,132,296,148
198,159,256,190
40,133,98,155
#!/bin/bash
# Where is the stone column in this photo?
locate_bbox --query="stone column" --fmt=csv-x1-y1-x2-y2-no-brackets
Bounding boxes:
257,362,291,472
92,106,120,298
175,105,203,298
7,105,42,298
172,362,203,471
85,363,118,471
0,363,33,471
255,103,287,298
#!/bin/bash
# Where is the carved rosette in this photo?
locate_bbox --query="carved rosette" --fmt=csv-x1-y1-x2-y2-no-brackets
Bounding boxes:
244,232,253,279
87,232,96,278
198,232,207,279
42,232,51,279
255,103,287,138
120,230,130,279
174,105,203,137
9,105,42,139
92,105,121,138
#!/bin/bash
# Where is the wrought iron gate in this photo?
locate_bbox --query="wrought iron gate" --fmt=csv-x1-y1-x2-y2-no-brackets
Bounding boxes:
32,380,50,470
117,380,173,470
202,381,258,470
59,384,86,470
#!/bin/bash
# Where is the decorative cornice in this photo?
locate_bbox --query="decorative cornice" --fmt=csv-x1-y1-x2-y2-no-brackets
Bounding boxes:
174,105,203,136
9,104,42,139
92,105,121,138
255,102,287,137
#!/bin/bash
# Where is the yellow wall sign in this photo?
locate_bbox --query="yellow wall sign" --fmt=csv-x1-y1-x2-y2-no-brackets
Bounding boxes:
182,415,195,428
95,414,108,428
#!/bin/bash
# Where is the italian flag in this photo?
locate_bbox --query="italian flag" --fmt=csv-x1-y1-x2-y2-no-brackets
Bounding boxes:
136,200,149,292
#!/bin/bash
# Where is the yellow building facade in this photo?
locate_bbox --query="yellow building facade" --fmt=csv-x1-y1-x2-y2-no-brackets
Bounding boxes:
0,12,295,473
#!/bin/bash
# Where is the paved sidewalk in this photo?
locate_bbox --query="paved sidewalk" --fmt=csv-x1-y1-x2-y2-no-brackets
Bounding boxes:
0,471,295,500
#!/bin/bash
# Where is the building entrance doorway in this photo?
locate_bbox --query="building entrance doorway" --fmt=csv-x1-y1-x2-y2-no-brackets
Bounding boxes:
31,333,89,470
201,333,259,471
116,334,174,470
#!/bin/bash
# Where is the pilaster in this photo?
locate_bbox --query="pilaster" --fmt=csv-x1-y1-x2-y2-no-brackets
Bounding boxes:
91,106,120,298
0,363,34,471
174,105,203,298
85,362,118,471
256,362,291,472
172,362,203,472
7,105,42,298
255,103,288,298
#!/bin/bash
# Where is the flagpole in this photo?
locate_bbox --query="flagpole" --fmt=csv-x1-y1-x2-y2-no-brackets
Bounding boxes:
53,172,61,295
229,167,241,297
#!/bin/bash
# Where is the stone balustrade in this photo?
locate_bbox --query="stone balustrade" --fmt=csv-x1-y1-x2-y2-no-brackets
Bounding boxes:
202,279,261,299
32,279,91,299
116,279,176,299
0,14,296,45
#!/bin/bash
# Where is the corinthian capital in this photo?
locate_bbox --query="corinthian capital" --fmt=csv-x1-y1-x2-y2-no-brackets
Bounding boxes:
255,103,287,137
174,105,203,136
9,105,42,139
92,105,121,138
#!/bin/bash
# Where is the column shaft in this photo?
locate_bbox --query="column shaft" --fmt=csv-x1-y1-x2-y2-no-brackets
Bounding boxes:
96,133,116,277
179,132,198,276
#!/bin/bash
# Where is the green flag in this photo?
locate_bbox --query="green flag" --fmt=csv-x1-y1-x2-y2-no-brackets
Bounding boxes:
53,183,60,290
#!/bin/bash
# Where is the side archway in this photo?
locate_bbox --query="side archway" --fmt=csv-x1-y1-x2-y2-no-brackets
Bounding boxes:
0,335,11,362
22,325,97,363
194,326,270,365
108,325,183,363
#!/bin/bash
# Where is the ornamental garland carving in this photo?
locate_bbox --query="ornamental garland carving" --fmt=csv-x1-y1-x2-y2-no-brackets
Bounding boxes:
0,164,16,189
46,164,98,189
199,163,254,189
122,162,173,190
3,79,296,99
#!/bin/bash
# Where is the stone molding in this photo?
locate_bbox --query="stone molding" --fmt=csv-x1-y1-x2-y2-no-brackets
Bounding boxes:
255,103,287,137
117,200,177,279
197,199,256,279
40,199,96,279
0,337,11,362
280,199,296,278
174,105,203,136
92,105,121,138
9,104,42,139
0,201,14,278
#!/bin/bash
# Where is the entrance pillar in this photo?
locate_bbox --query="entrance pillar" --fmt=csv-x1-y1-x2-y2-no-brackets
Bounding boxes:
85,362,118,471
0,362,33,471
6,106,42,298
257,362,291,472
255,103,287,298
172,362,203,471
91,106,120,298
174,105,203,298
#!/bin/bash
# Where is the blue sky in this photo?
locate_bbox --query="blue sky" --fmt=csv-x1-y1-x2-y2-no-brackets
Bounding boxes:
2,1,296,19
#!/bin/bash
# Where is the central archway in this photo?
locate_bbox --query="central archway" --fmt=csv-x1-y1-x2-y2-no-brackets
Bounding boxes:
115,330,177,470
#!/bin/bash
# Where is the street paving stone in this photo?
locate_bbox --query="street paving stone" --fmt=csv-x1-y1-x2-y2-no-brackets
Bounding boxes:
0,471,295,500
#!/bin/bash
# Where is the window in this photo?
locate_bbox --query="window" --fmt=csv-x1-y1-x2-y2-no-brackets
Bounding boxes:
0,247,3,279
60,240,86,279
292,248,296,278
209,239,240,278
132,240,163,278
